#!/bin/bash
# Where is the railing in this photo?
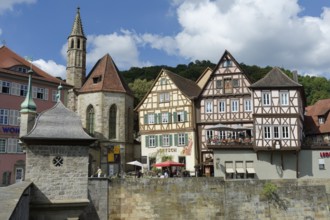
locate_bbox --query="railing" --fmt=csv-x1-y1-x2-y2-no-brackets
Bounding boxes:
207,138,253,149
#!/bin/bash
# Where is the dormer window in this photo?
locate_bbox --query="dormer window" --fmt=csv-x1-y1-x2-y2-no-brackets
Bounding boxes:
319,116,325,125
93,76,102,84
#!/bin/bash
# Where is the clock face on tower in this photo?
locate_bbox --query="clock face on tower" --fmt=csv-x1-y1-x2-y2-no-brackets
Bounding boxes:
53,156,64,167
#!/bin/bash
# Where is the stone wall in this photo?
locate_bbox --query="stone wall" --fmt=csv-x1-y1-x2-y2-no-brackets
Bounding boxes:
104,178,330,220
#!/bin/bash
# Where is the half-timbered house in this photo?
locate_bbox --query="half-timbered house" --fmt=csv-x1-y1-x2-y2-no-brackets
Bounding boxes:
196,50,254,177
135,69,201,175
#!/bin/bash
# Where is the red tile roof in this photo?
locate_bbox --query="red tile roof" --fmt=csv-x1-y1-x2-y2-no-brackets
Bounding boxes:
79,54,133,95
0,46,69,85
305,99,330,135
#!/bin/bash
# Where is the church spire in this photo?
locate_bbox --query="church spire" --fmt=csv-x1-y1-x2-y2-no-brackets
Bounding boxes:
66,7,87,89
20,69,36,112
70,7,85,37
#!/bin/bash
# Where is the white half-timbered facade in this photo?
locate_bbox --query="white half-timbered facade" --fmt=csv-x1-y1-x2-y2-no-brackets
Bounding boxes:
135,69,201,175
196,50,254,176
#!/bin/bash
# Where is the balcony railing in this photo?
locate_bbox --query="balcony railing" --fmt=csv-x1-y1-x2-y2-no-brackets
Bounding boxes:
207,138,253,149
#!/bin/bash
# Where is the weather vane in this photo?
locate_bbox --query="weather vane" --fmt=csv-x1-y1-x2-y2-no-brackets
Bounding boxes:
24,56,34,71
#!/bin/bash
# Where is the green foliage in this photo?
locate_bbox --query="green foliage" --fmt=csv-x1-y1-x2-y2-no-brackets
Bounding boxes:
262,182,278,199
121,60,330,107
161,155,172,162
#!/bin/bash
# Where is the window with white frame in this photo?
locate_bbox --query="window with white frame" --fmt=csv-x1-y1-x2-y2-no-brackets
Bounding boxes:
319,159,325,170
219,100,226,113
52,90,58,102
262,91,271,106
282,126,289,139
205,100,213,113
280,91,289,106
0,109,9,125
219,131,226,140
161,113,169,123
0,139,6,153
7,138,18,153
319,117,325,124
223,60,232,67
159,92,170,103
178,133,185,146
264,126,271,139
32,86,48,100
206,130,214,142
162,134,170,146
231,100,239,112
177,111,185,122
11,82,20,96
1,81,11,94
20,84,27,96
9,110,19,126
148,135,156,147
244,99,252,112
148,114,155,124
232,79,239,88
273,126,280,139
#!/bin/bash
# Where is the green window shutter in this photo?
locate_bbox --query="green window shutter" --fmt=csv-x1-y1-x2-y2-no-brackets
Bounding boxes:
173,112,177,122
144,114,148,124
169,134,173,146
184,111,188,122
155,135,158,147
145,136,149,147
158,113,162,124
154,113,158,124
168,112,172,123
174,134,178,146
185,133,188,145
159,135,163,146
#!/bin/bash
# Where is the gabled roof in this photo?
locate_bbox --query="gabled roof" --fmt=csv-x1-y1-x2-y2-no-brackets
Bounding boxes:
0,46,69,85
196,67,213,89
21,101,96,145
69,7,86,38
305,99,330,135
79,54,133,96
198,50,252,92
250,67,302,89
135,69,201,111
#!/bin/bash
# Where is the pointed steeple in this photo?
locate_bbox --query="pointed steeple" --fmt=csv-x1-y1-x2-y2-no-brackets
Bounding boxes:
20,69,36,113
69,7,85,37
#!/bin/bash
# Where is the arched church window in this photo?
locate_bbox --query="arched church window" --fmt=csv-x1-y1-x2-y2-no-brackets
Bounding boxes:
86,105,95,135
77,39,80,49
109,104,117,139
70,39,74,48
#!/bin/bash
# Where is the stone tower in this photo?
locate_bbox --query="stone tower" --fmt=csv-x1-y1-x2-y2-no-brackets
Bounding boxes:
20,90,96,219
67,7,86,112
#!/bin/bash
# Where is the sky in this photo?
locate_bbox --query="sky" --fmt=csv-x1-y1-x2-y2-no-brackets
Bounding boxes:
0,0,330,80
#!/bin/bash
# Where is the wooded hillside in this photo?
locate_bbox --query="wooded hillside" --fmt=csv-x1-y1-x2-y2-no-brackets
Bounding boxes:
121,60,330,107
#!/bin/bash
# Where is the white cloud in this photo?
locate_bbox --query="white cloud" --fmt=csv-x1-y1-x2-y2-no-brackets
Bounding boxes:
0,0,36,14
137,0,330,77
33,59,66,79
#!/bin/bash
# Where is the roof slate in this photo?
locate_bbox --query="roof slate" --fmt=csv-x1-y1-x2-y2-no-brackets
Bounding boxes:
79,54,133,95
305,99,330,135
250,67,302,88
22,101,94,141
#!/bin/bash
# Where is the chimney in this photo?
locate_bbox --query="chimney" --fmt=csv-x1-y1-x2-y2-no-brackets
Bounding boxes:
292,70,298,82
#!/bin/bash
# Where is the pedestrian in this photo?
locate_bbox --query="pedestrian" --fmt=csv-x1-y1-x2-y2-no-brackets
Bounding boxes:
97,167,102,178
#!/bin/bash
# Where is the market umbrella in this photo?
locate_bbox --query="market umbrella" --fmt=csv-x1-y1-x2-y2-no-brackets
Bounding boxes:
153,160,185,167
204,123,235,131
127,160,143,167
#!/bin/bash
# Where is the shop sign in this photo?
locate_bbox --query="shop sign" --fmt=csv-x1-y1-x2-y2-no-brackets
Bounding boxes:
1,127,20,134
320,152,330,158
157,148,177,153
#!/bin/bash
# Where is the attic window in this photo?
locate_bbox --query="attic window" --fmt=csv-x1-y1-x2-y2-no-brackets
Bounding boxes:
319,117,325,125
223,60,232,68
93,76,102,84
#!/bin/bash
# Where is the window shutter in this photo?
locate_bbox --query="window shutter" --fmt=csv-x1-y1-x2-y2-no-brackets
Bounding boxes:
155,135,158,147
185,133,188,145
158,113,161,123
145,136,149,147
174,134,178,146
32,86,37,98
154,114,158,124
44,88,49,100
168,112,172,123
144,115,148,124
184,111,188,122
159,135,163,146
169,134,173,146
0,80,2,93
173,112,177,122
11,83,20,96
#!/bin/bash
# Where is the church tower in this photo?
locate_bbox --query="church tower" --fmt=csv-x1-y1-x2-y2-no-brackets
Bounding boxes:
66,7,86,88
